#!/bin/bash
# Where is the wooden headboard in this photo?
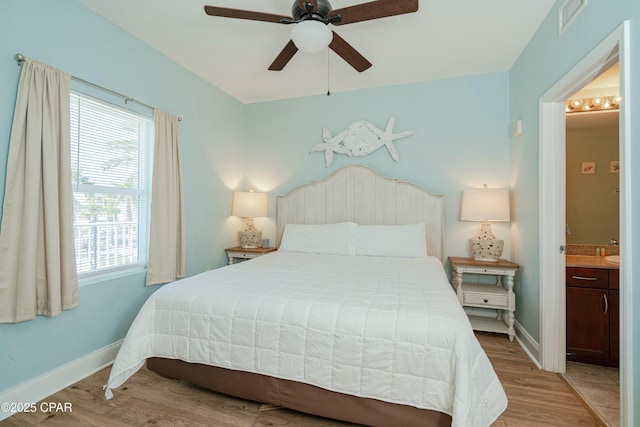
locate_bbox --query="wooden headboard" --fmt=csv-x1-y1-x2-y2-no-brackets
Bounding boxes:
276,165,444,261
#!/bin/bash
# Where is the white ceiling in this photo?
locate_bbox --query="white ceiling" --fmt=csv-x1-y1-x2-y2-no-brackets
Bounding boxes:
78,0,555,104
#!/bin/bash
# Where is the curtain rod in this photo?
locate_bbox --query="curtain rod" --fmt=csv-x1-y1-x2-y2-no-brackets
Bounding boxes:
14,53,182,122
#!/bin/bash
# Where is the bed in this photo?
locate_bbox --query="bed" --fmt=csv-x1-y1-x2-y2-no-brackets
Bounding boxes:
104,165,507,426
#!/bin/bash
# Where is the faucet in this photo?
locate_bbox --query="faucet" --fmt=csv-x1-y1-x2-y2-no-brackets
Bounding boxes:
609,238,618,246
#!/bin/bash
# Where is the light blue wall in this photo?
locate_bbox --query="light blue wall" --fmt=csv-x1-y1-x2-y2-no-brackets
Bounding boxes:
509,0,638,419
0,0,245,390
244,72,512,260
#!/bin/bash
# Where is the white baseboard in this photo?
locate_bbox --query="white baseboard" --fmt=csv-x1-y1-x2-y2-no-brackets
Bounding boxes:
515,320,542,369
0,339,122,421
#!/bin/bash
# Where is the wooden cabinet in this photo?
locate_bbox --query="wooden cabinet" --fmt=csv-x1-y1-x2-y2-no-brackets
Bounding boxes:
566,267,619,367
566,286,609,362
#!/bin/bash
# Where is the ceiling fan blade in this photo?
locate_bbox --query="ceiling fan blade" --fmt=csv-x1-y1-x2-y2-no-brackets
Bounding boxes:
268,40,299,71
329,32,372,72
296,0,318,13
331,0,418,26
204,5,291,24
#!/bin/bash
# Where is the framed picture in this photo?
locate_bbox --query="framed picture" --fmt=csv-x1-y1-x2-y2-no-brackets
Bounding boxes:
581,161,596,174
610,161,620,173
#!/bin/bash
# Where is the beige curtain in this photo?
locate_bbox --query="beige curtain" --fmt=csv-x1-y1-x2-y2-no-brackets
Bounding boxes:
145,110,186,286
0,59,78,323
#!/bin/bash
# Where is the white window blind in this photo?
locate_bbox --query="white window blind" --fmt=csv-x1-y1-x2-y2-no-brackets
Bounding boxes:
70,92,153,276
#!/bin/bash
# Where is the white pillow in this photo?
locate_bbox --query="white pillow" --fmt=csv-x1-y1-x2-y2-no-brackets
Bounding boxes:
279,222,356,255
355,223,427,257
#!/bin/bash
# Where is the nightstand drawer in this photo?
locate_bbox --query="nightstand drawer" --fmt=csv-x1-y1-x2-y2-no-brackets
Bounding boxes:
225,246,277,265
464,292,508,307
229,251,258,258
464,267,510,275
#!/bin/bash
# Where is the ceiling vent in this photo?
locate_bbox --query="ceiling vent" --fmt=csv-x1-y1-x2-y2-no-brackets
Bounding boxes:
559,0,587,35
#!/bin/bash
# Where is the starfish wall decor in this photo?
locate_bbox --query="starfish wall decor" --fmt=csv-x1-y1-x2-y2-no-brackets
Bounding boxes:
310,117,414,167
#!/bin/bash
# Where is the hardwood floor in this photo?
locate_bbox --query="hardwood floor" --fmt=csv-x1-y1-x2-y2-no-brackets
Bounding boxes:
477,333,603,426
1,332,602,426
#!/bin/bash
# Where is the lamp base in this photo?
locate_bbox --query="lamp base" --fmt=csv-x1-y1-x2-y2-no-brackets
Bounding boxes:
468,239,504,262
468,222,504,262
239,230,262,249
238,217,262,248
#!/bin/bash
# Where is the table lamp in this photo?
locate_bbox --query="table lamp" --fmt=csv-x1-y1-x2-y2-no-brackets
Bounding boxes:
232,190,268,248
460,185,510,262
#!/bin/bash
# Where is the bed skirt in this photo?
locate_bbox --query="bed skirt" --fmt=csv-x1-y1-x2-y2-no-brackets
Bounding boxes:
147,358,452,427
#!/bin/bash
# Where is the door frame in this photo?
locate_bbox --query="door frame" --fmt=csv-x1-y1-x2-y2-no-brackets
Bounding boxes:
538,21,631,424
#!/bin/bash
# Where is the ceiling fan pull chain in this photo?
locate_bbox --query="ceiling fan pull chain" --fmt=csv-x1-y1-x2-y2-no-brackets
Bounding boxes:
327,48,331,96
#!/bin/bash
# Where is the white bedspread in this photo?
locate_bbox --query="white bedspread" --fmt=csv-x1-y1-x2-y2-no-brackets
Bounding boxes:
105,252,507,426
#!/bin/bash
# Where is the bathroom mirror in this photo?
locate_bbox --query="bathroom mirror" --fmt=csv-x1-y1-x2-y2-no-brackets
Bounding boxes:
565,110,619,245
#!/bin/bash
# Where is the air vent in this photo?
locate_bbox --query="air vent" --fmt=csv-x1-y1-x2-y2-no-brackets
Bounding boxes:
559,0,587,35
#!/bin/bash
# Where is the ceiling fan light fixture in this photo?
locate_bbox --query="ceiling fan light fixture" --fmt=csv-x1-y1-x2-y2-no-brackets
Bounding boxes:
291,20,333,53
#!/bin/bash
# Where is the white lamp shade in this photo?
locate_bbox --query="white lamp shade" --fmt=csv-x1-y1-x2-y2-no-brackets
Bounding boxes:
461,187,510,222
291,20,333,53
232,191,268,218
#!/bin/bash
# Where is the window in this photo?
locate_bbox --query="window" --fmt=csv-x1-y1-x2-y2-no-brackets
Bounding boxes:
70,92,153,277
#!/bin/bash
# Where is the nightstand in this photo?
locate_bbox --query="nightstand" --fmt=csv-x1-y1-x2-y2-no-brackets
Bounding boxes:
448,256,519,341
225,246,277,265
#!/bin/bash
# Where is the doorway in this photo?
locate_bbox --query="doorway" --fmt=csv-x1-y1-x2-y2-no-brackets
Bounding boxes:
538,22,631,426
563,62,620,426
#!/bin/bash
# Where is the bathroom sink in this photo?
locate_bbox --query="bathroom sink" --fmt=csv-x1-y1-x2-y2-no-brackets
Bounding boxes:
604,255,620,264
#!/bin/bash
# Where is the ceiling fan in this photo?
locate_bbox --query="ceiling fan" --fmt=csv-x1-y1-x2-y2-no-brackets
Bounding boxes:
203,0,419,72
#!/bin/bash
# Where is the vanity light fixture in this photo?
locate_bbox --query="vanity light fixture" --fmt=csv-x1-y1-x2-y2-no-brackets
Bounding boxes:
461,185,510,262
566,95,621,113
